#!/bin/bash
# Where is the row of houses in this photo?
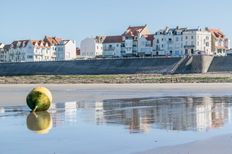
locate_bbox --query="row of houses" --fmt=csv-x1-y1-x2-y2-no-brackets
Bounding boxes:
0,25,230,62
0,36,77,62
80,25,230,58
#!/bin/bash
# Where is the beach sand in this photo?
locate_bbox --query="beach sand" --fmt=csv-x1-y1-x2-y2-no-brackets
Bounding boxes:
1,83,232,106
136,134,232,154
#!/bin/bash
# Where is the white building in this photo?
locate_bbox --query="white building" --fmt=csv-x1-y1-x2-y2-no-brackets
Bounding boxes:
154,27,212,56
102,36,122,57
56,40,77,61
6,40,57,62
1,36,78,62
208,29,230,56
121,25,154,57
2,36,63,62
80,36,104,58
0,43,5,62
80,25,154,58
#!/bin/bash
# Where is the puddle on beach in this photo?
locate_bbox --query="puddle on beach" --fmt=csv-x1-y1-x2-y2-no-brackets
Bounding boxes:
1,96,232,154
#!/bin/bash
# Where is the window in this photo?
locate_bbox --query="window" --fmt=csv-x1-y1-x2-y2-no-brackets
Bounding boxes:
186,36,188,39
191,49,194,54
206,42,209,47
191,36,194,39
27,55,33,59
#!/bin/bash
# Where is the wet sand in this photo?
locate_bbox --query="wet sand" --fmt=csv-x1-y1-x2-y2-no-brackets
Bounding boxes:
137,134,232,154
1,83,232,154
1,83,232,106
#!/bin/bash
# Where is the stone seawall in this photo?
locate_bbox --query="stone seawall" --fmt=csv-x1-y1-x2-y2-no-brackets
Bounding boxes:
191,55,214,73
0,58,181,76
208,56,232,72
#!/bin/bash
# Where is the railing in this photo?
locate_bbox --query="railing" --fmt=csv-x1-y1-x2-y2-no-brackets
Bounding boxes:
104,47,115,51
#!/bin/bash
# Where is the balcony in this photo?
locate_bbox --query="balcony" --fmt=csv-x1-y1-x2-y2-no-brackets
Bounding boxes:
184,45,195,49
104,47,115,51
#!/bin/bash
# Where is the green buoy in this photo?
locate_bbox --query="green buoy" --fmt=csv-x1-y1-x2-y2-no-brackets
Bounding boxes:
26,87,53,112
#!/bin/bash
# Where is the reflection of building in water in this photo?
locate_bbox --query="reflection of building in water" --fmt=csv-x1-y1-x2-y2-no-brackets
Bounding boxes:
195,97,212,131
100,97,231,133
77,101,105,124
53,101,105,126
0,107,5,114
64,102,77,123
53,102,78,127
211,98,229,128
49,97,232,133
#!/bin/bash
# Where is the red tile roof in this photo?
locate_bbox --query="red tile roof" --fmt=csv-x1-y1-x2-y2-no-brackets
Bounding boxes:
123,25,148,36
44,36,62,45
208,29,225,39
103,35,122,43
144,34,155,46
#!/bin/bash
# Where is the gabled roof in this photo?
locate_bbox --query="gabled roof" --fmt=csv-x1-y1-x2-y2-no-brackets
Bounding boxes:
95,36,106,43
32,40,51,48
123,25,150,36
11,40,30,49
144,34,155,42
156,26,187,35
103,35,122,44
3,44,11,50
44,36,62,45
208,29,225,39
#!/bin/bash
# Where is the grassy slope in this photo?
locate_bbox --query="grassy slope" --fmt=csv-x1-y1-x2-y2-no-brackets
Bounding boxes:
1,73,232,84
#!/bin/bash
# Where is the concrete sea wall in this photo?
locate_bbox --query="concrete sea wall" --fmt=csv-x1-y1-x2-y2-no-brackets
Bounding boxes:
1,56,232,76
208,56,232,72
0,58,181,76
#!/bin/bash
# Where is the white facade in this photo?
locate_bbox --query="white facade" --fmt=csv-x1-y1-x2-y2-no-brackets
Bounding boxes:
6,40,56,62
103,43,121,57
80,37,104,58
1,36,78,63
138,36,153,56
121,25,154,57
56,40,77,61
102,35,122,57
183,29,211,55
209,29,230,56
154,27,212,56
80,25,154,58
0,43,5,62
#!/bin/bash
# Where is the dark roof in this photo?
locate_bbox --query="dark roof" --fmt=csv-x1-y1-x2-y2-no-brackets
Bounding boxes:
103,36,122,43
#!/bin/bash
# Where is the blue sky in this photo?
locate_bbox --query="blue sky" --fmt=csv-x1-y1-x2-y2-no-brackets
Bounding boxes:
1,0,232,46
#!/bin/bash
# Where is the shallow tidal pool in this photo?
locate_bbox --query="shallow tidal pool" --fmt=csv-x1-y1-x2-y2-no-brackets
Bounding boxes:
1,96,232,154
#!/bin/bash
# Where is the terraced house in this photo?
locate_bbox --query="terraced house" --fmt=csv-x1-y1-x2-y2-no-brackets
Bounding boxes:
154,26,230,57
208,29,230,56
80,25,155,58
154,27,212,56
0,36,77,62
